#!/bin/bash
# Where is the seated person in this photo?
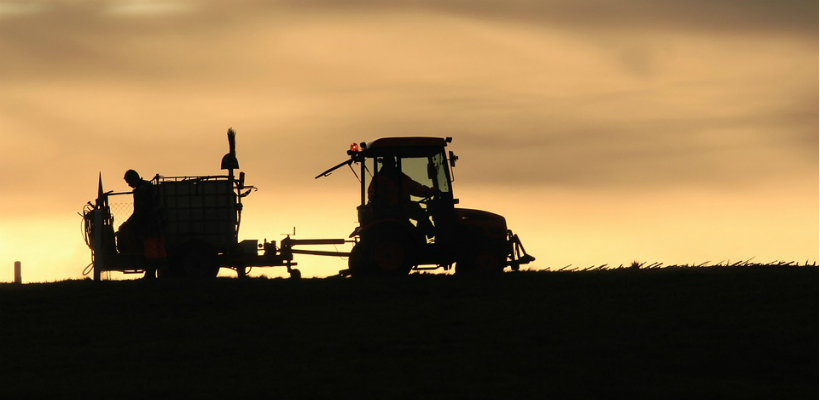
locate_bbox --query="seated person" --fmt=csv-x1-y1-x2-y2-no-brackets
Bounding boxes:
367,157,436,237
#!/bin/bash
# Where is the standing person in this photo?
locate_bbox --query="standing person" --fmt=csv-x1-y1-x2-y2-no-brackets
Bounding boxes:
123,169,166,279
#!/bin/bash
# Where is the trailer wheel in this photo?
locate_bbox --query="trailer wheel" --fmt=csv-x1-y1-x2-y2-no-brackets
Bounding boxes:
178,242,219,279
290,269,302,279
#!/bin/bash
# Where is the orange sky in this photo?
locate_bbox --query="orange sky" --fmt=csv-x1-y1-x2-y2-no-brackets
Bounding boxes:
0,0,817,281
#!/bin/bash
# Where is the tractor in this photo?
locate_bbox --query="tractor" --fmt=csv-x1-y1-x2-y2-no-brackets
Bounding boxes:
317,137,534,276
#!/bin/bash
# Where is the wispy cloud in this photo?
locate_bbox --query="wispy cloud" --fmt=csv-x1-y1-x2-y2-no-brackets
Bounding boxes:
105,0,196,16
0,0,47,16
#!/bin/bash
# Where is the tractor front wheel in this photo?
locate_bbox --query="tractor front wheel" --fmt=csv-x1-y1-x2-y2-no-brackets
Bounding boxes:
456,239,507,276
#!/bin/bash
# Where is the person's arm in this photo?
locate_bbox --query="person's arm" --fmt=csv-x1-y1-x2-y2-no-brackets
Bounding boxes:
367,176,376,201
404,175,435,198
132,183,150,218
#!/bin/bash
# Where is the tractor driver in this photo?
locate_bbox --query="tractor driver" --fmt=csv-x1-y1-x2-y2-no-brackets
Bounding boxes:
367,156,436,237
123,169,167,279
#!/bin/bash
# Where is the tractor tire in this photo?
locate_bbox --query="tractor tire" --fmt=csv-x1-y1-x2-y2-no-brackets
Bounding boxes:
176,242,219,279
352,232,413,277
456,239,507,276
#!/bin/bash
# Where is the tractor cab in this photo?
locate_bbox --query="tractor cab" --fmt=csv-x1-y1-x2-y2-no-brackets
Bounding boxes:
355,137,457,244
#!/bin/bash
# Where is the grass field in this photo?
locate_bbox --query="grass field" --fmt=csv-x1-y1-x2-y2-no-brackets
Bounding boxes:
1,265,816,399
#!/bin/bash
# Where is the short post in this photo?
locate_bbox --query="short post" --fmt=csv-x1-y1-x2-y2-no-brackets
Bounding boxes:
14,261,21,284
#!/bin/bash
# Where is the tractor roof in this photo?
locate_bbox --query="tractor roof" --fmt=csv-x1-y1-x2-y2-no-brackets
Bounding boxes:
362,137,448,157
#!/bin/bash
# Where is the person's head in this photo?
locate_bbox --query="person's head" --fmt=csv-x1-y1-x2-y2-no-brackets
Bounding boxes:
380,156,398,171
124,169,141,188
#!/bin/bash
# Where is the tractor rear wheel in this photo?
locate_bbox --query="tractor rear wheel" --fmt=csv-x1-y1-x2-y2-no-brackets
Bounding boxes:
351,232,414,276
348,242,366,276
372,234,411,274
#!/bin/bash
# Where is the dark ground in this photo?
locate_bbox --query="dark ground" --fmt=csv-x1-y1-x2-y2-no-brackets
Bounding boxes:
0,266,817,399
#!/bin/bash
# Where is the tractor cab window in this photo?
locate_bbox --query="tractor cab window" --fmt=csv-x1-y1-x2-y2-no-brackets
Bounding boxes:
430,152,451,194
365,151,451,208
399,157,435,200
394,153,451,195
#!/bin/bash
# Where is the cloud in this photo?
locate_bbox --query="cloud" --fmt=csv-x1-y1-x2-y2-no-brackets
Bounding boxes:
0,0,815,199
0,1,47,16
105,0,196,16
266,0,818,37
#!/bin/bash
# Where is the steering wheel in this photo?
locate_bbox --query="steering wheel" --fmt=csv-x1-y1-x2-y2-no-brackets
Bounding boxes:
415,192,439,205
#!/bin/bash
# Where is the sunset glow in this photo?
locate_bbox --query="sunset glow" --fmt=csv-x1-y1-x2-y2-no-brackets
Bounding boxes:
0,0,816,282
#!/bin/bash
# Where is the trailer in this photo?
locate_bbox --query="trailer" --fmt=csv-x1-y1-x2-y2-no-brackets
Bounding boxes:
81,129,349,280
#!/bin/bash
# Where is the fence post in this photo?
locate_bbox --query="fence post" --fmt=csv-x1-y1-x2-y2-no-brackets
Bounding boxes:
14,261,21,284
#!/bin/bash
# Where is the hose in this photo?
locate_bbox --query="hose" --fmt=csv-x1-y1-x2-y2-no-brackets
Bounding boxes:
80,205,94,249
82,262,93,277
